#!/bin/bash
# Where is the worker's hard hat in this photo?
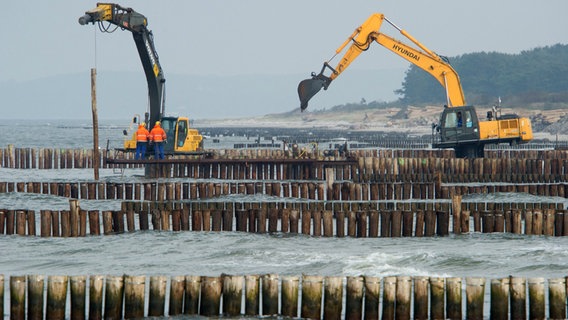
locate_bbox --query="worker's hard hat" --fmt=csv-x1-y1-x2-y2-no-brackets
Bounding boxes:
140,122,146,126
155,121,160,125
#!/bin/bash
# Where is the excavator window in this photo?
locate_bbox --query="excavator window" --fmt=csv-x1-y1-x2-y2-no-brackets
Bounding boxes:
465,111,473,127
445,112,459,128
444,110,474,129
177,120,187,147
163,122,175,143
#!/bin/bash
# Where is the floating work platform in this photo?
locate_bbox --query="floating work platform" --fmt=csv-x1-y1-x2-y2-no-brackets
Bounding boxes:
104,150,359,178
104,156,357,166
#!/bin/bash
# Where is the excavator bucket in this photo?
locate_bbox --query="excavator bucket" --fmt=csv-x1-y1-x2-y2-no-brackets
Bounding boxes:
298,77,326,111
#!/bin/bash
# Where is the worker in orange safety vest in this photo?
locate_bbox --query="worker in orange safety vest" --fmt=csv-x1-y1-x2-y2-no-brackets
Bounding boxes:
134,122,150,160
149,121,167,159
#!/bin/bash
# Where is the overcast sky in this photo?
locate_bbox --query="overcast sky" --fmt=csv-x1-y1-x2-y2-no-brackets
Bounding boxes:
2,0,566,82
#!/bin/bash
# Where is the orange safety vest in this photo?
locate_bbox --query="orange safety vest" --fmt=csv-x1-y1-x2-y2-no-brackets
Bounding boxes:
136,126,150,142
150,125,167,142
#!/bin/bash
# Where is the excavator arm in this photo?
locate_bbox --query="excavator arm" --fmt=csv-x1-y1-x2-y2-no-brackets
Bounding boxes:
79,3,166,127
298,13,466,110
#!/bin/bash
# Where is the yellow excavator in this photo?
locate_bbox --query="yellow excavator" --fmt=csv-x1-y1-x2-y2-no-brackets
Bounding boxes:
298,13,533,158
79,3,204,155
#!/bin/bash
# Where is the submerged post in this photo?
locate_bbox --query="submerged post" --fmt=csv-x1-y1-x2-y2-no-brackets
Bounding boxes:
28,275,45,320
10,275,26,320
490,277,510,319
346,276,364,319
528,277,545,319
0,275,3,319
466,277,486,320
301,275,323,319
510,276,526,320
200,276,222,316
281,275,299,317
548,277,566,320
148,275,167,316
222,275,244,316
91,68,99,180
46,275,69,320
364,276,381,320
124,275,145,319
169,275,185,316
262,274,279,316
104,275,124,319
323,276,343,319
244,275,260,316
89,275,104,320
70,275,87,320
184,275,201,315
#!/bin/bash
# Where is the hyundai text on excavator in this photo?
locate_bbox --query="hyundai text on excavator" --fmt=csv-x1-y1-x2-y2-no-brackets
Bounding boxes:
79,3,204,156
298,13,533,158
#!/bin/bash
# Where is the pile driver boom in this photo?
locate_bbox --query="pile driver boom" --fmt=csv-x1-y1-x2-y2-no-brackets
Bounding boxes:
79,3,203,155
298,13,533,158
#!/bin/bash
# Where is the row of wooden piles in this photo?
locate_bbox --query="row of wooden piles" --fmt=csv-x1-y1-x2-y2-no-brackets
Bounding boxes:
126,154,568,181
2,146,568,180
2,178,568,201
2,274,567,319
2,198,567,237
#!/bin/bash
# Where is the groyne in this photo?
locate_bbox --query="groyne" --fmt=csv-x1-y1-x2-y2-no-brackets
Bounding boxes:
3,146,568,174
1,198,566,237
2,179,568,201
1,273,566,319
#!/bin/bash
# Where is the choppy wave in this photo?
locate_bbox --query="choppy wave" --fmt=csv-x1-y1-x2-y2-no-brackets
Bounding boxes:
1,231,567,279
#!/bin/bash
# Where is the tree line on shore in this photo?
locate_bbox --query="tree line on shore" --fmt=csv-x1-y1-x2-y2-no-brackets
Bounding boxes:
397,43,568,107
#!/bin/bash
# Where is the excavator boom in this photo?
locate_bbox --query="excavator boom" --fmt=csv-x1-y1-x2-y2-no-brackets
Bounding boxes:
298,13,466,110
79,3,204,155
298,12,533,158
79,3,165,127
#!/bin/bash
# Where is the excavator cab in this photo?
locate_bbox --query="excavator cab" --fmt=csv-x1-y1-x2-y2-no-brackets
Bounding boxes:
160,116,203,154
434,106,484,158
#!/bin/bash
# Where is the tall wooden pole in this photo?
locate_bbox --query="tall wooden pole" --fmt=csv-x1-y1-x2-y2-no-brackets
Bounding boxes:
91,68,99,180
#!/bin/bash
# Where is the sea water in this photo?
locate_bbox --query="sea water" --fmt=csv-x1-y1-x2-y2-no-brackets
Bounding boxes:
1,119,567,318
